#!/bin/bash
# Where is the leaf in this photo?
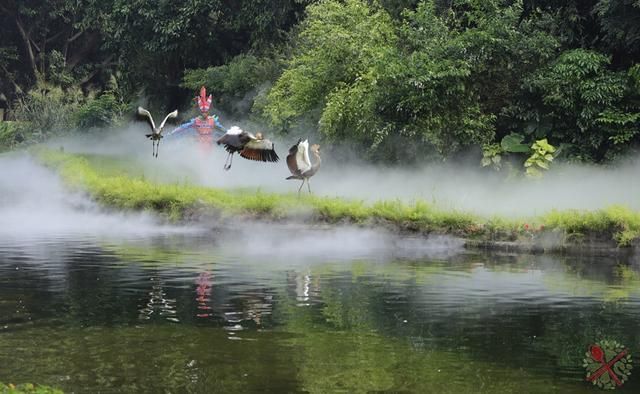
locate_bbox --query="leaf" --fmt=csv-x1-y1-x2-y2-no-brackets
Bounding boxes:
540,139,557,153
537,161,549,169
501,133,530,153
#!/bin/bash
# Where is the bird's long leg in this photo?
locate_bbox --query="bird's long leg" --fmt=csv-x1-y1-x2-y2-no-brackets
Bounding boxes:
307,178,312,194
298,179,305,196
223,152,231,170
224,153,234,171
155,140,160,158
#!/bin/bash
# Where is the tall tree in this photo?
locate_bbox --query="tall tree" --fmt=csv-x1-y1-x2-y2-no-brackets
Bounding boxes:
0,0,113,88
101,0,314,108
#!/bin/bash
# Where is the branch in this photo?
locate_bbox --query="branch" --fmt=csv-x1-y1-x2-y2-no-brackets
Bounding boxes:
0,0,16,15
67,29,85,43
46,30,66,44
0,63,23,93
65,30,100,70
78,54,116,86
29,37,41,53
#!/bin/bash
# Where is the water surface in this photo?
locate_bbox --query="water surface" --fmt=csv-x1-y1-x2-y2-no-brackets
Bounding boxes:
1,228,639,393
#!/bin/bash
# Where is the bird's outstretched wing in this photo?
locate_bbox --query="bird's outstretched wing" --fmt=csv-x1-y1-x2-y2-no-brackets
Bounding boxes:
137,107,156,132
295,139,311,173
240,139,279,163
158,110,178,131
287,139,303,175
217,126,250,152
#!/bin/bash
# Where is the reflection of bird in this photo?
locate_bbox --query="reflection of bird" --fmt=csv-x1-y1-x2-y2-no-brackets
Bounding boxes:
286,139,321,195
216,126,279,170
138,276,178,322
137,107,178,157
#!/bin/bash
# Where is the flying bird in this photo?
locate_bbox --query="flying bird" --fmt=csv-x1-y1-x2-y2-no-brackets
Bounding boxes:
137,107,178,157
216,126,279,170
286,139,321,195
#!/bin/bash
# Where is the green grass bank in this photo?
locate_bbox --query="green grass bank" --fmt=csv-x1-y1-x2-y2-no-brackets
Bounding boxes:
34,149,640,251
0,382,63,394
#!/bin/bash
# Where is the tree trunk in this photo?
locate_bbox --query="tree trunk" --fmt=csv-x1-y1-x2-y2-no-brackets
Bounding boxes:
14,17,38,78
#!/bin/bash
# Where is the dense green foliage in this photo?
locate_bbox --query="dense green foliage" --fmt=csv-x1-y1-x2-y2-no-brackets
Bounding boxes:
0,121,22,152
262,0,640,162
2,0,640,164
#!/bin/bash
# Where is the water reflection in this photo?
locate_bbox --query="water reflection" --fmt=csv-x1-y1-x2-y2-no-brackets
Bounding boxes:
139,275,178,322
0,232,639,393
195,272,213,318
221,287,274,335
292,270,312,305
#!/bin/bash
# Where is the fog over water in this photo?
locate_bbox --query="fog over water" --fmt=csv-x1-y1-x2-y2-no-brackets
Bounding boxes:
53,125,640,217
0,150,463,259
0,153,194,238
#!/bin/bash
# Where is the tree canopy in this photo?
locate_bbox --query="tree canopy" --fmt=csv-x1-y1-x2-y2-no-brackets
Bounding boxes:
1,0,639,164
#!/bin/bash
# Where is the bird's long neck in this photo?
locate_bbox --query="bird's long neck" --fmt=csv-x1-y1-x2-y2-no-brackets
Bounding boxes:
308,151,321,175
312,151,321,168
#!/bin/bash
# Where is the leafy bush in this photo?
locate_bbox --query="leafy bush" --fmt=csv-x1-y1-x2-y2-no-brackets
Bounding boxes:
264,0,415,159
481,143,500,170
12,80,83,141
182,54,282,117
0,121,23,151
525,49,640,161
74,91,128,130
524,138,556,177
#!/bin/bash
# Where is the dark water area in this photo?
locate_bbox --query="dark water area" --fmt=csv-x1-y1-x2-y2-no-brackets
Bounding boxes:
1,230,640,393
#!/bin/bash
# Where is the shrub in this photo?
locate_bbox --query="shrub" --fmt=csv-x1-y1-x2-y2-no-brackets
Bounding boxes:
13,80,83,141
0,121,23,151
74,91,128,130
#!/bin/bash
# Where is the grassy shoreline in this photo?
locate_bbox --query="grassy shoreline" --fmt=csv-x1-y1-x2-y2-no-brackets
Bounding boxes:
0,382,63,394
34,149,640,251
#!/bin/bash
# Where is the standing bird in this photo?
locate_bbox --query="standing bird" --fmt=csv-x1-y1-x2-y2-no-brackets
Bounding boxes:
286,139,321,195
216,126,279,170
137,107,178,157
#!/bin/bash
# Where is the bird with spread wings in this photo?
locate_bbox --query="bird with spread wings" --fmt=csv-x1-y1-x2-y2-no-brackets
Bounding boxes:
216,126,279,170
137,107,178,157
286,139,321,195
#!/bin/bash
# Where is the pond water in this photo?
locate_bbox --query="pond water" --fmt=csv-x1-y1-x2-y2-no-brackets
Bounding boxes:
1,227,639,393
1,154,639,393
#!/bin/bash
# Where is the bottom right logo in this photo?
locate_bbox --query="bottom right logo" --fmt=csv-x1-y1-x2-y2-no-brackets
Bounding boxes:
584,339,633,390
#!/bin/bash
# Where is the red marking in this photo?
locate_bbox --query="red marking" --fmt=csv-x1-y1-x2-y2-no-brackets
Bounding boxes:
195,272,213,318
586,345,627,386
197,86,212,113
